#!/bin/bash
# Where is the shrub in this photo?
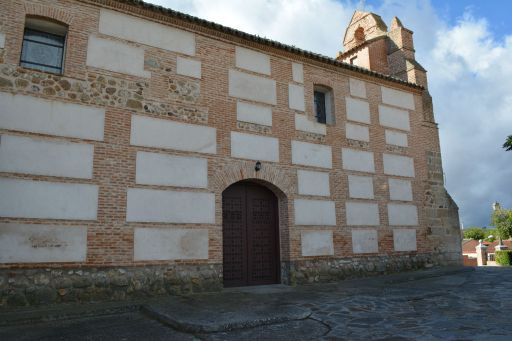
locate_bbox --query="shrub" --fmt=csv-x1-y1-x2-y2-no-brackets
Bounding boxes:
495,250,512,266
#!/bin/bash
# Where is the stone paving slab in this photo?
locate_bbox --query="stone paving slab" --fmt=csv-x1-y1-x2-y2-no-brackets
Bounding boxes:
143,292,312,333
200,319,329,340
0,300,142,327
0,312,196,341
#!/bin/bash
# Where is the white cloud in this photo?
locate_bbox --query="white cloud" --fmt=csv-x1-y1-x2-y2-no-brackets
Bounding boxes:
147,0,354,56
425,13,512,227
146,0,512,227
432,14,505,79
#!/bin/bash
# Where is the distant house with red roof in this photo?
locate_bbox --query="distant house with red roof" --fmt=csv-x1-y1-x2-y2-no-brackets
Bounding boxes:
462,239,512,265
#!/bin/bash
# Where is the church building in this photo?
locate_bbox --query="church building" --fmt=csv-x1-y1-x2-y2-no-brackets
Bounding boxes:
0,0,462,306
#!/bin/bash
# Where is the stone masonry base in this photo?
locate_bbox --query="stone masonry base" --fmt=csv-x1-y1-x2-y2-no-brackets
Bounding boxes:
0,253,460,307
288,252,460,285
0,264,223,307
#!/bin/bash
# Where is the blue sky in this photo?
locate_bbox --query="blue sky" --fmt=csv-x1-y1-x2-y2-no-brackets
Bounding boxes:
148,0,512,228
363,0,512,34
430,0,511,37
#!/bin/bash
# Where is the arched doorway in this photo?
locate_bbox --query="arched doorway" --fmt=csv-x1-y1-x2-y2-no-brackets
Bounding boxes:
222,181,280,287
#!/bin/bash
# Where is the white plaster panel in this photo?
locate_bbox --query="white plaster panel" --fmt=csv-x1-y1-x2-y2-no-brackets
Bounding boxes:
176,57,201,79
86,36,150,78
341,148,375,173
345,97,370,124
388,204,418,226
345,123,369,142
383,154,415,177
235,46,271,75
349,78,366,98
134,228,208,261
385,130,408,147
379,105,410,131
352,229,378,253
291,141,332,169
130,115,216,154
236,101,272,126
228,69,277,105
0,135,93,179
0,92,104,141
393,229,417,251
301,231,334,256
99,9,195,55
297,170,330,196
388,178,413,201
346,202,379,226
294,199,336,226
0,178,98,220
231,132,279,162
381,86,415,110
126,188,215,223
292,63,304,83
348,175,374,199
288,83,305,111
0,224,87,263
295,113,326,135
136,151,207,188
0,33,5,48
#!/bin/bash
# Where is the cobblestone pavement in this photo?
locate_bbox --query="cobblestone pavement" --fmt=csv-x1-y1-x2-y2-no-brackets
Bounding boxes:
301,267,512,341
1,267,511,340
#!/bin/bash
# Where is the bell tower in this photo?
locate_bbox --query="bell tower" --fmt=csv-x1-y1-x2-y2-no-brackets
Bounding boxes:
337,11,428,88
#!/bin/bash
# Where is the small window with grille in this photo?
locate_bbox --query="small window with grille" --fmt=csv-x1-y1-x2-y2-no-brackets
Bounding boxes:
314,91,326,124
313,85,334,125
20,17,67,74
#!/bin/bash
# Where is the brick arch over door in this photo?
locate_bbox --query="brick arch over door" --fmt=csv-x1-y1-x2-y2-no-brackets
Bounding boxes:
210,160,294,284
210,160,295,197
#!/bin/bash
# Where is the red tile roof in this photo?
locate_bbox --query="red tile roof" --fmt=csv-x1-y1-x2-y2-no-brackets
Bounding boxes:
462,239,512,253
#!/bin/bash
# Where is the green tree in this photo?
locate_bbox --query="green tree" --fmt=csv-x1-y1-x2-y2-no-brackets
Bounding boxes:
504,135,512,151
463,227,486,240
484,228,497,242
492,208,512,240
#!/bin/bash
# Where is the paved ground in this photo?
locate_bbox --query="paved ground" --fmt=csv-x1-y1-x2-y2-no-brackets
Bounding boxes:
1,266,512,340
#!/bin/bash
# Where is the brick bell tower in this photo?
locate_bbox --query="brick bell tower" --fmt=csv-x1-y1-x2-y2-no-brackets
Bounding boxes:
336,11,428,89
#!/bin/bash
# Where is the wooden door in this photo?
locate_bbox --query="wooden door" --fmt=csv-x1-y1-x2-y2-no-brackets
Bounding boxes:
222,182,279,287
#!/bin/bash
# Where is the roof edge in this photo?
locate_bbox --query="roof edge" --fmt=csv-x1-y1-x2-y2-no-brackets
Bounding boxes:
86,0,424,90
337,35,388,59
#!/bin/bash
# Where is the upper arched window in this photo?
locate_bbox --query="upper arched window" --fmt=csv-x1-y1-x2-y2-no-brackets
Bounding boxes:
354,27,365,43
20,17,68,74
